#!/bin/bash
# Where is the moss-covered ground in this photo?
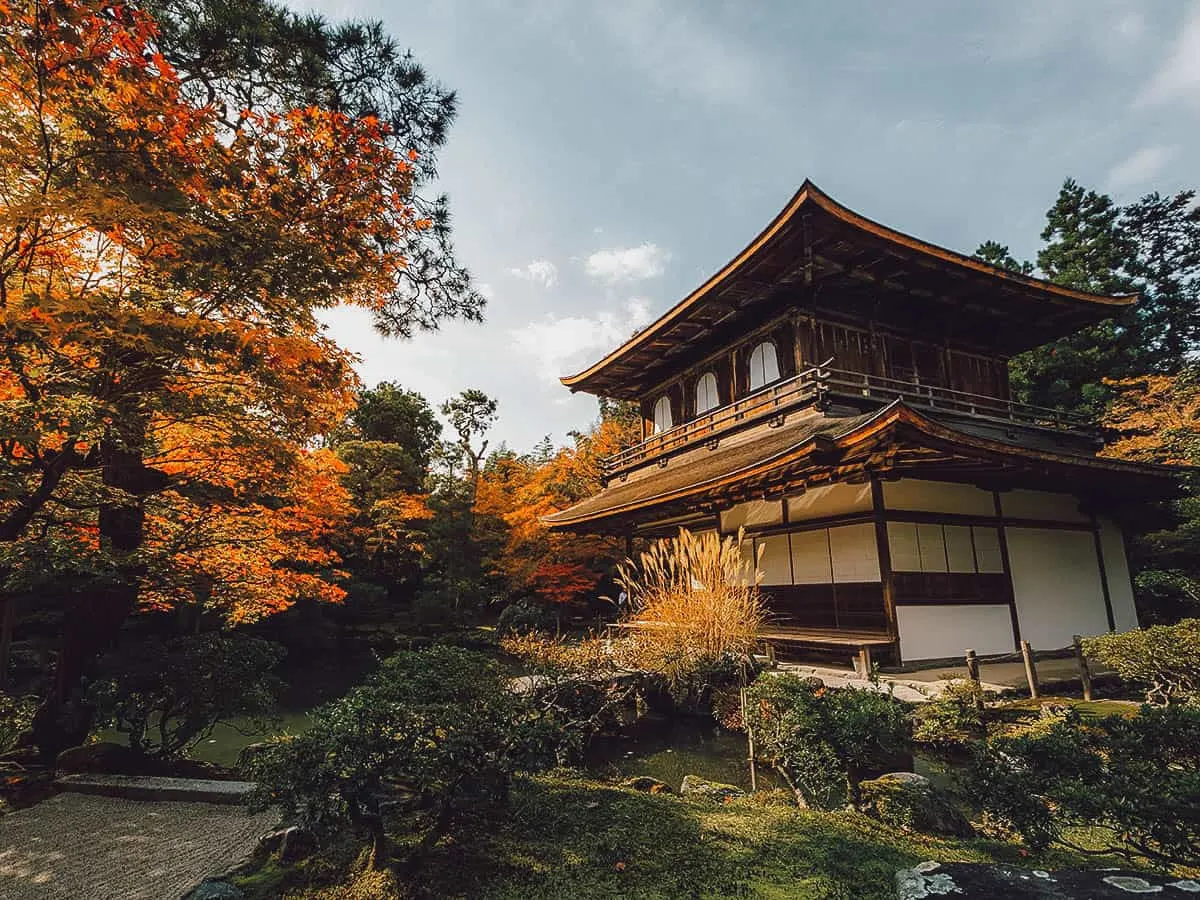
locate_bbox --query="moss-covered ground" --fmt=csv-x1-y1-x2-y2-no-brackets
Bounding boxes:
235,771,1125,900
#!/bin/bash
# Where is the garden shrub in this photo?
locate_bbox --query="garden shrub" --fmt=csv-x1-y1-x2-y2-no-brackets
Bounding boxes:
89,632,283,759
496,596,557,635
743,674,911,809
0,692,36,753
501,632,636,765
248,645,542,862
968,704,1200,865
1082,619,1200,705
911,679,986,749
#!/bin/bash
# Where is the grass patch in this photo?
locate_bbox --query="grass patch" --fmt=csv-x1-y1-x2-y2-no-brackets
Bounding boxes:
236,771,1129,900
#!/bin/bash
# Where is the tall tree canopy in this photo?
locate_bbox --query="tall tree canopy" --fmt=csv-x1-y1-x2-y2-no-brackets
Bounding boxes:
977,178,1200,418
0,0,480,753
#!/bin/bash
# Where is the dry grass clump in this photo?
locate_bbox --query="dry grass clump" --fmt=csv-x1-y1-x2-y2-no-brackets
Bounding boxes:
616,528,764,683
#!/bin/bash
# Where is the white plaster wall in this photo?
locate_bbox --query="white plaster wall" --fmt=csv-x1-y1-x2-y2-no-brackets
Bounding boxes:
756,534,793,586
1000,489,1088,523
828,523,880,583
973,527,1004,573
721,499,784,532
786,483,871,521
1006,527,1110,648
1098,517,1138,632
897,604,1015,661
790,529,833,583
882,478,995,516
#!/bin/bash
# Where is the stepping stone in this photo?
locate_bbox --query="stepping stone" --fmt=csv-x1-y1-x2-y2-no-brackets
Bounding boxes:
55,774,256,805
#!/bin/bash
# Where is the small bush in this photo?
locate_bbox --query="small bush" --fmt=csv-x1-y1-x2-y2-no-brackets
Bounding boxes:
911,679,986,748
501,632,636,765
969,704,1200,865
496,597,557,636
248,646,541,863
617,528,763,689
0,692,35,753
743,674,911,809
89,632,283,759
1083,620,1200,705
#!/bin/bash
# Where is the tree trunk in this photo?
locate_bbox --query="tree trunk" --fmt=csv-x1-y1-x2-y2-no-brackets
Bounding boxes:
32,434,161,761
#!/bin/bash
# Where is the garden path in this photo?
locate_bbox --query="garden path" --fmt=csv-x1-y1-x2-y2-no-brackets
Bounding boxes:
0,792,277,899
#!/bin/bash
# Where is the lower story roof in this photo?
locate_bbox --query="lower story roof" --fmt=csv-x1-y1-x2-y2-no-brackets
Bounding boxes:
543,401,1180,534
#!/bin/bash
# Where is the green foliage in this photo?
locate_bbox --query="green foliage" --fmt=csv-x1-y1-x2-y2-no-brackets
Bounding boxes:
148,0,485,334
1083,620,1200,705
0,692,36,754
976,179,1200,419
969,705,1200,864
743,675,911,810
496,597,557,635
911,679,986,748
89,633,283,759
247,646,540,854
333,383,442,489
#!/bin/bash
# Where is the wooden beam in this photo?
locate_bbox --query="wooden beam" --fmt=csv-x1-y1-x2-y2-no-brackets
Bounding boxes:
993,490,1023,650
871,477,900,659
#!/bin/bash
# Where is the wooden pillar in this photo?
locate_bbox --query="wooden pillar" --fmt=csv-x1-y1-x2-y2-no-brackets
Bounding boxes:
1073,634,1094,702
992,491,1022,650
870,477,899,663
1020,639,1040,699
0,597,15,691
1089,512,1117,632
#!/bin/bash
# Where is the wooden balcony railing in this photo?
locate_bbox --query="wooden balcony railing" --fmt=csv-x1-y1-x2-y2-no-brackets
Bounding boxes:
602,364,1094,477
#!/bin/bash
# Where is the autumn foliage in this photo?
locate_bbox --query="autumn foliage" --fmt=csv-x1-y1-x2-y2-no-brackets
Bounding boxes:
0,0,481,751
475,416,638,608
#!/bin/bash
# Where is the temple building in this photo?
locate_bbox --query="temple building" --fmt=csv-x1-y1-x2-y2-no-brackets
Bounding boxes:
545,181,1180,666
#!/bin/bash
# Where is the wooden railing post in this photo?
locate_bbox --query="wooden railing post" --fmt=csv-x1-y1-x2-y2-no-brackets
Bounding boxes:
964,649,984,713
1020,640,1040,699
1073,634,1093,702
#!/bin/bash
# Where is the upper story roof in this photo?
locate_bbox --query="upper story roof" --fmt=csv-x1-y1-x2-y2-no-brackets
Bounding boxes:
562,181,1137,400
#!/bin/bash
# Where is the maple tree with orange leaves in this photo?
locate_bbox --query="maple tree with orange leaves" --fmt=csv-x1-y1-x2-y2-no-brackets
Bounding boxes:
475,412,639,610
0,0,480,754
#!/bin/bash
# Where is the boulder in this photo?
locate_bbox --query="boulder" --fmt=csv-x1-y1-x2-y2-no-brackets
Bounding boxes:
679,775,745,802
621,776,673,794
54,741,142,775
897,862,1200,899
187,879,244,900
858,772,973,838
258,825,318,862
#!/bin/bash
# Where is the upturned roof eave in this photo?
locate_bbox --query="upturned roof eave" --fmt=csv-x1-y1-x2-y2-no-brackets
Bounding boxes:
560,180,1138,396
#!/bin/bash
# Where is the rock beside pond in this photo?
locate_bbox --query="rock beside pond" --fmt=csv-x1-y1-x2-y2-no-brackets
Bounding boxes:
859,772,973,838
55,741,142,775
621,776,673,794
680,775,745,802
897,862,1200,899
258,825,318,862
187,878,245,900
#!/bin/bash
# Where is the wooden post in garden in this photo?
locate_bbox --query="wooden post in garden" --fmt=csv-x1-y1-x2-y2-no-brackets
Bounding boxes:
740,687,758,792
964,649,984,713
0,597,15,691
1073,634,1093,702
1020,640,1040,699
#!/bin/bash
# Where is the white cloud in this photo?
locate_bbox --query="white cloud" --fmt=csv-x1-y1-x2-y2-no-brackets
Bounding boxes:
510,298,653,381
1106,145,1176,190
584,242,669,282
508,259,558,287
1140,5,1200,107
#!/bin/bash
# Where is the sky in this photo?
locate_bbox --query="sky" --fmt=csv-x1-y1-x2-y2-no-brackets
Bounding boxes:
304,0,1200,453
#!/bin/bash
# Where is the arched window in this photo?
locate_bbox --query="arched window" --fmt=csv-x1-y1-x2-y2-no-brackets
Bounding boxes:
748,341,780,391
652,394,673,434
694,372,720,415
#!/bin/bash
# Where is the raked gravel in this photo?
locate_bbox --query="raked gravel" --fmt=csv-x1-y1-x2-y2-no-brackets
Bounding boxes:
0,792,278,899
